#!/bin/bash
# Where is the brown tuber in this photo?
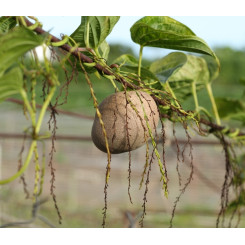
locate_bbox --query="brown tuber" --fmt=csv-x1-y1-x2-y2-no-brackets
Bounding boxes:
91,90,159,154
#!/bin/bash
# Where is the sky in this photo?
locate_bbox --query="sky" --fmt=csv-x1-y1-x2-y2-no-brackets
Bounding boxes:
36,16,245,59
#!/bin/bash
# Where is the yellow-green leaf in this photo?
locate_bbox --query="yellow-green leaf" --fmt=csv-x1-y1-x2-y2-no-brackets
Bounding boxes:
70,16,120,49
0,27,44,77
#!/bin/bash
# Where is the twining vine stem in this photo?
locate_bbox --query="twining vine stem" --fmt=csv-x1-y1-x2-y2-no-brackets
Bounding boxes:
23,17,245,138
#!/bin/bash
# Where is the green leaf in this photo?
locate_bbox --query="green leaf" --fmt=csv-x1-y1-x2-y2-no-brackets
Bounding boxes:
149,52,187,83
230,113,245,124
113,54,159,81
113,54,139,66
0,27,45,77
169,55,210,84
0,16,17,33
167,55,210,101
0,66,23,102
70,16,120,49
215,97,245,123
130,16,219,66
98,40,110,60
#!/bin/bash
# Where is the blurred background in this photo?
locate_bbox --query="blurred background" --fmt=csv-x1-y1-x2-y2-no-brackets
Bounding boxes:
0,16,245,228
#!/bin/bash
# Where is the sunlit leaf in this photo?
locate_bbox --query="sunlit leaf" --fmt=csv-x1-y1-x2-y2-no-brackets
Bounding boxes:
0,66,23,102
130,16,219,66
70,16,120,49
0,27,44,77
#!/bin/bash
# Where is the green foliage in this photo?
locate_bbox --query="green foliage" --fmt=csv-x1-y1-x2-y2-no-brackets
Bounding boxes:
202,55,219,82
0,23,44,104
216,97,245,124
113,54,158,81
227,190,245,210
130,16,219,65
149,52,187,83
240,77,245,86
70,16,120,50
215,47,245,85
0,16,17,33
0,16,245,228
107,44,135,63
0,26,44,77
167,55,210,100
0,66,23,102
68,17,120,74
98,40,110,60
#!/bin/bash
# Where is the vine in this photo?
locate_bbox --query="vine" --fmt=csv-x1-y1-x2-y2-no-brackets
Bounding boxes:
0,16,245,228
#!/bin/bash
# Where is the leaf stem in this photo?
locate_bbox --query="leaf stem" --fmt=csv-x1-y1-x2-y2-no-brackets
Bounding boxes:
20,89,35,127
94,47,101,59
18,16,27,27
138,45,143,78
206,82,221,125
33,144,40,197
85,18,90,48
35,86,56,135
165,81,181,108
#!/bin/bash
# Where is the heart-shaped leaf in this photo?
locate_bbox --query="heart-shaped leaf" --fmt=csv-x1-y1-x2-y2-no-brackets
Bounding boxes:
130,16,219,66
0,16,16,33
70,16,120,49
0,66,23,102
149,52,187,83
0,27,45,77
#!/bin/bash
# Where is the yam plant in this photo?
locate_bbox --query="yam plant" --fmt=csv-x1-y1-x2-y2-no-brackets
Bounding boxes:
0,16,245,228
